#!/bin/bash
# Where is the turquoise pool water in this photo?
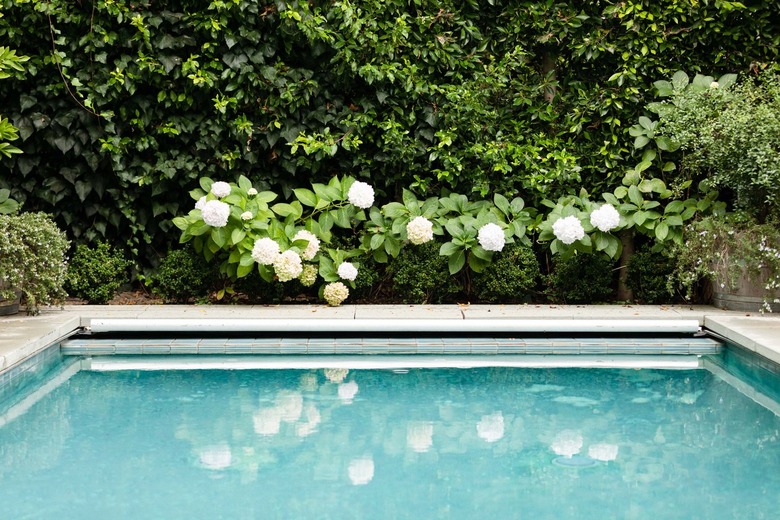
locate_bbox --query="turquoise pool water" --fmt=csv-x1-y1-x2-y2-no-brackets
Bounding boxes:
1,366,779,519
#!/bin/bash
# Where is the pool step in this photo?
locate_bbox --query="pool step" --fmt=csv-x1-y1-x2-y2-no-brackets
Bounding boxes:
61,336,723,357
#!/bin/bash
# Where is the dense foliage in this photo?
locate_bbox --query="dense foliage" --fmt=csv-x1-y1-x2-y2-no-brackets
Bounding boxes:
2,0,779,268
65,241,132,304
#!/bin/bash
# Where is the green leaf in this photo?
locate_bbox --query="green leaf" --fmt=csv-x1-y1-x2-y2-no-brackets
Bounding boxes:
384,236,401,257
439,241,460,256
664,200,685,214
237,263,253,278
370,233,385,250
671,71,689,90
655,136,679,152
494,193,510,215
628,185,643,206
211,227,227,248
448,250,466,274
293,188,318,207
271,203,297,217
655,222,669,241
231,228,246,245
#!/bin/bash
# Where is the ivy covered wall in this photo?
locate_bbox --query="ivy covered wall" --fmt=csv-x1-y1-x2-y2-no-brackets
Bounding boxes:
1,0,778,265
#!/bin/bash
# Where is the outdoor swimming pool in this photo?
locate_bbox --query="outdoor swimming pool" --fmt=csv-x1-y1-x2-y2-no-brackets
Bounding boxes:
1,347,779,519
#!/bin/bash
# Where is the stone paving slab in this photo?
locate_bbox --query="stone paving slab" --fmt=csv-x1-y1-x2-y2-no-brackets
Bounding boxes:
2,304,780,372
705,315,780,365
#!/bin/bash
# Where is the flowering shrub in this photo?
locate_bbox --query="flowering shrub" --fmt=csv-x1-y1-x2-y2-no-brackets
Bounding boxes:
0,212,69,314
174,169,724,305
174,175,537,305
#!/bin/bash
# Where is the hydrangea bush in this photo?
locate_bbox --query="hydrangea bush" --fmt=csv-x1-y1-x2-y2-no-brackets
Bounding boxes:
175,168,724,305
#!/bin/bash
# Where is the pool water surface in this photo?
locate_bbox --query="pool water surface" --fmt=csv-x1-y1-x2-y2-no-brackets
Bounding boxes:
1,366,779,519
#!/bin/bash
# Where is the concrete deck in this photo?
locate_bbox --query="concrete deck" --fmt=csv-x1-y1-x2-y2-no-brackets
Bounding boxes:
2,304,780,371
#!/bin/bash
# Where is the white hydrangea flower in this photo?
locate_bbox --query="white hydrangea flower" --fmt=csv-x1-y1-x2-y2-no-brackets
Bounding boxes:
709,81,719,88
406,216,434,245
195,196,207,210
292,230,320,261
251,238,280,265
323,281,349,306
552,215,585,245
299,264,318,287
347,181,375,209
589,204,620,232
477,223,505,252
337,262,358,281
201,200,230,227
210,181,231,198
273,250,303,282
247,188,258,197
240,211,253,221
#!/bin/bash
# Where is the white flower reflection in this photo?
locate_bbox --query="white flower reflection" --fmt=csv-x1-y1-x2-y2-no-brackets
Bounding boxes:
348,457,375,485
324,368,349,383
338,381,359,403
407,421,434,453
198,443,232,470
253,407,282,436
551,430,583,458
296,404,322,438
253,390,304,436
476,412,504,443
588,443,619,462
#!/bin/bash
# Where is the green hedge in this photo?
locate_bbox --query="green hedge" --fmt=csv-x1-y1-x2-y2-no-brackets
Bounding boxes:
1,0,778,267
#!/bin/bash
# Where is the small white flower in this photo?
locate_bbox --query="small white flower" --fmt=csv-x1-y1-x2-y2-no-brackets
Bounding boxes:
552,215,585,245
210,181,231,198
477,223,505,252
240,211,253,221
273,250,303,282
299,264,318,287
292,230,320,261
201,200,230,227
251,238,280,265
406,216,434,245
347,181,375,209
247,188,258,197
710,81,719,88
337,262,358,281
195,196,207,210
323,281,349,306
589,204,620,232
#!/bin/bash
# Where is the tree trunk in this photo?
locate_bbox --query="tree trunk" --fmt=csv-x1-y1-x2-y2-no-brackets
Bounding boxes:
617,230,635,302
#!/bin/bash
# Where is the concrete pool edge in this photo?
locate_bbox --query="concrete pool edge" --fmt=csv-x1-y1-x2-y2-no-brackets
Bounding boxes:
2,304,780,371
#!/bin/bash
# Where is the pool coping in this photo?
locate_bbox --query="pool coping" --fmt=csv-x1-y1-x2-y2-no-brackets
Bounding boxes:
2,303,780,372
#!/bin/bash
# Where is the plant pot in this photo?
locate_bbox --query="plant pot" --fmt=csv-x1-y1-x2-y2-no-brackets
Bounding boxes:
712,267,778,312
0,288,21,316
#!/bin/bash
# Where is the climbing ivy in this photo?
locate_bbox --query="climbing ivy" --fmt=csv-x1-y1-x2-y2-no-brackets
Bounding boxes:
0,0,778,267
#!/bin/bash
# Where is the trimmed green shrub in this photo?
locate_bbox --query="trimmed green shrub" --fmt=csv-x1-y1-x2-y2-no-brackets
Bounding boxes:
546,254,615,304
471,244,540,303
66,241,131,304
389,242,460,304
151,247,217,303
626,246,676,304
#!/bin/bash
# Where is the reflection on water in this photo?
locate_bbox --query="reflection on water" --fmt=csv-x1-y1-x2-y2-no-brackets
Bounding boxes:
1,367,780,519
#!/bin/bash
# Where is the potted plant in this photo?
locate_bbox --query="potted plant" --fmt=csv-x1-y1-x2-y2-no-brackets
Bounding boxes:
0,201,70,315
645,70,780,311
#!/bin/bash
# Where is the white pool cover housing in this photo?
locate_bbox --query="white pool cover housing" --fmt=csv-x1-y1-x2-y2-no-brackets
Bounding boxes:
87,318,701,334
